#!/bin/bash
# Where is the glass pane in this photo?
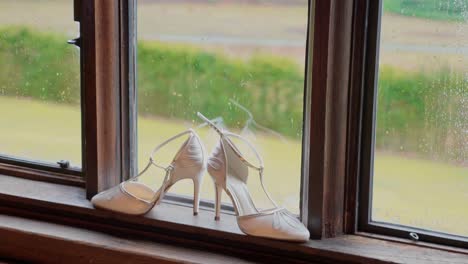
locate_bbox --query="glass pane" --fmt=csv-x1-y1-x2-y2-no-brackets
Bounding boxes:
372,0,467,237
0,1,81,167
137,1,308,214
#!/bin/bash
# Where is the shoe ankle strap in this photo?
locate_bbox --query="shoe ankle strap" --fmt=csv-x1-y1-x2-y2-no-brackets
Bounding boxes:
197,112,224,135
222,131,264,171
129,129,194,183
198,112,265,171
199,112,280,208
227,131,282,208
149,129,195,170
222,131,278,208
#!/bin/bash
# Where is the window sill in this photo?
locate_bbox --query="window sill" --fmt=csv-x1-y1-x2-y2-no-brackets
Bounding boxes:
0,175,467,264
0,214,252,264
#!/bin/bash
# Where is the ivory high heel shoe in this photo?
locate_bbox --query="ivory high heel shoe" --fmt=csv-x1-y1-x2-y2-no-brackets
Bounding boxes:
91,129,205,215
198,112,310,242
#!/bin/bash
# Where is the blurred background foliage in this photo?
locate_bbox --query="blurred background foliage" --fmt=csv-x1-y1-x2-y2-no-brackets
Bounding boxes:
0,26,466,163
384,0,468,21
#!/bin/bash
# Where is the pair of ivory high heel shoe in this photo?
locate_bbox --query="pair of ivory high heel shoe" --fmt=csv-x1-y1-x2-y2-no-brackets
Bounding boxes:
91,113,310,242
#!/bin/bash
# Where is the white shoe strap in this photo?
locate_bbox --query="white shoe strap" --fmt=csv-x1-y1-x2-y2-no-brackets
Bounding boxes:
149,129,194,170
198,112,278,207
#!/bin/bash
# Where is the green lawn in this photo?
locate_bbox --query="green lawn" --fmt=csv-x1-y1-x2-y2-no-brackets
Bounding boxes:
0,96,466,236
373,154,468,236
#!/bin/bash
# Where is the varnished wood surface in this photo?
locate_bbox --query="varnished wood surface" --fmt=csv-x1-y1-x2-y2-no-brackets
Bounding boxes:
306,0,355,239
0,214,252,264
344,0,369,235
81,1,123,199
119,0,138,182
0,175,467,264
306,0,332,239
0,163,84,187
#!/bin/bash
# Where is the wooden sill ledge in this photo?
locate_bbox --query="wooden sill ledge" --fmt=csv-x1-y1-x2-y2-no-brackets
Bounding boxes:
0,214,251,264
0,175,467,263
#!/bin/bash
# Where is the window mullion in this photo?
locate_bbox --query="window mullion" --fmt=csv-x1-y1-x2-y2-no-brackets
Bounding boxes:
119,0,138,182
344,0,370,234
303,0,355,239
81,1,123,199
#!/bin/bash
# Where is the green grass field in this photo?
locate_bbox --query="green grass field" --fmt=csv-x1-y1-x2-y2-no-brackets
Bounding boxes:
0,96,466,236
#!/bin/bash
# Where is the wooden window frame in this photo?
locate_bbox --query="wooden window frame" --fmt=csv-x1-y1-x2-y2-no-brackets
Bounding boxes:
355,0,468,249
80,0,136,199
0,1,135,197
0,0,467,262
303,0,354,239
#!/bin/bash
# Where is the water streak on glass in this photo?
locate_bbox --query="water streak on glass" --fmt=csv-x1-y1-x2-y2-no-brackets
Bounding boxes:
0,1,81,167
372,0,467,237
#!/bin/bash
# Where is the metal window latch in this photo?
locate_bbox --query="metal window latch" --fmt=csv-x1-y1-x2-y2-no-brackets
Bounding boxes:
57,160,70,169
67,37,81,48
409,232,419,241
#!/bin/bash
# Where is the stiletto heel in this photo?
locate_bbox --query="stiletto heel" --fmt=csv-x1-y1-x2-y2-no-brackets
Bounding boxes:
193,178,202,215
91,129,206,216
214,183,223,221
198,112,310,242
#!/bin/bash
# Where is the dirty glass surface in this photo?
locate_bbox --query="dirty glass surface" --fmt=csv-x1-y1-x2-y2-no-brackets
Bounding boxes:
0,1,81,167
136,0,309,214
371,0,468,237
